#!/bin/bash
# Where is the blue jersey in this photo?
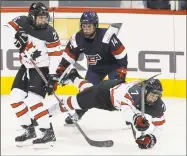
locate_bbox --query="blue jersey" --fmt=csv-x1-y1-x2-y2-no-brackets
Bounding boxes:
62,28,128,73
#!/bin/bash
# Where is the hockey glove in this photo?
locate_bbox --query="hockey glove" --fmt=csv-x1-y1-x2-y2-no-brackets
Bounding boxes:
55,58,71,85
46,74,59,95
115,67,127,80
133,113,150,131
14,30,28,50
136,134,157,149
56,58,71,75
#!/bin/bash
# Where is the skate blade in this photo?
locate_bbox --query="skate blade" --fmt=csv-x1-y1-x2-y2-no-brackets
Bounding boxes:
63,123,75,127
16,139,33,147
33,141,55,149
122,126,131,130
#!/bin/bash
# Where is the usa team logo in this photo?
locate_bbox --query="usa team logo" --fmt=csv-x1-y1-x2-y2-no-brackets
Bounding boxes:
85,54,102,65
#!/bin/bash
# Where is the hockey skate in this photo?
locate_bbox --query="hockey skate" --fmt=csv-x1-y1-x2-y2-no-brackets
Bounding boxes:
15,119,37,147
33,124,56,149
126,121,131,125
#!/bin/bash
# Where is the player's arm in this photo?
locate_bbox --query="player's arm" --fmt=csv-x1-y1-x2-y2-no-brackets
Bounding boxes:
3,16,28,52
112,85,165,149
142,101,166,136
56,34,81,75
131,101,166,149
135,109,166,149
118,94,158,150
46,33,81,95
109,33,128,80
4,16,21,32
45,29,62,75
44,28,63,95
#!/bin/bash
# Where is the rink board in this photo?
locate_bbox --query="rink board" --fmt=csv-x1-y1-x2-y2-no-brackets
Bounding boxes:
1,77,186,98
1,8,186,98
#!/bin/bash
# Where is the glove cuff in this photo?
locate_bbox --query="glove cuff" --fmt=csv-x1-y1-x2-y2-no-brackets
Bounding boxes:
116,67,127,74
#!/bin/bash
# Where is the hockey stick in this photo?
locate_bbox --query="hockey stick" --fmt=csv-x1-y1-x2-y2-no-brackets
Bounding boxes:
26,56,114,147
53,93,114,147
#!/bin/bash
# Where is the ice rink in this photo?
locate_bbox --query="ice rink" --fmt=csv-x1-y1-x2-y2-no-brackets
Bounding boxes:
1,95,186,155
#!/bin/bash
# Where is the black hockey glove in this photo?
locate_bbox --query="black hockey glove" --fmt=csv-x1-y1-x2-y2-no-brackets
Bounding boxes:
46,74,59,95
14,30,28,50
115,67,127,80
136,134,157,149
133,113,150,131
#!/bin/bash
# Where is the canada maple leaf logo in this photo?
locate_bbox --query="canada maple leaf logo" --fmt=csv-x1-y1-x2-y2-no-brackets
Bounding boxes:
25,42,42,61
30,50,42,61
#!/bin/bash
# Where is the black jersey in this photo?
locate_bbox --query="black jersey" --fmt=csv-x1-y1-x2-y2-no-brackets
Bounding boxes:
6,16,62,74
110,81,166,124
128,85,166,118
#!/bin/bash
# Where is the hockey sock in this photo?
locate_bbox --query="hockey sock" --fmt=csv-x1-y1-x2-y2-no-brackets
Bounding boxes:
24,92,50,129
61,96,82,111
10,88,31,126
74,77,93,92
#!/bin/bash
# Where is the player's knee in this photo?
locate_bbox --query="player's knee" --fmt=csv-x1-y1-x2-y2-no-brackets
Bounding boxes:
24,92,47,117
24,91,43,107
10,88,27,103
61,96,82,111
79,81,93,92
24,92,43,110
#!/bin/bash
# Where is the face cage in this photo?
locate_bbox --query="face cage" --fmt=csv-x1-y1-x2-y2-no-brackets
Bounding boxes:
30,11,49,29
80,23,97,38
35,17,49,29
145,91,162,106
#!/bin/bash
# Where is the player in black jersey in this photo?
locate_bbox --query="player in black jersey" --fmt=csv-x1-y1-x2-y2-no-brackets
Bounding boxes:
4,2,62,148
48,67,166,149
47,11,128,124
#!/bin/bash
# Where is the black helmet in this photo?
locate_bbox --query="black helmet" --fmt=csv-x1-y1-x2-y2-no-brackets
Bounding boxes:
28,2,50,29
145,79,163,105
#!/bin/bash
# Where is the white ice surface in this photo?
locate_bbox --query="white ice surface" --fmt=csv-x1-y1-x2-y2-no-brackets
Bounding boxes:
1,95,186,155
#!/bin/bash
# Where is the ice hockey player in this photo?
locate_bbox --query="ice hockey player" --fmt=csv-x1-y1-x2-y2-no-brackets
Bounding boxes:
4,2,62,148
47,11,128,125
48,67,166,149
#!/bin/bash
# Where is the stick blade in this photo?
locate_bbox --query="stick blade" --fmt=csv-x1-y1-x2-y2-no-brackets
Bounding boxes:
88,139,114,147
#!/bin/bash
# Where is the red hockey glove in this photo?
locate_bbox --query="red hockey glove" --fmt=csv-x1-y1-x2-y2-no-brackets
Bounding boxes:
56,57,71,74
56,64,66,75
115,67,127,80
136,134,157,149
133,114,150,131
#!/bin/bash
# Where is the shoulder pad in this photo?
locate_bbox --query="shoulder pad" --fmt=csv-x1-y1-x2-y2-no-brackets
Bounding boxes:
12,16,28,27
45,25,59,43
12,15,27,22
128,85,141,95
158,99,166,112
128,85,142,103
70,33,78,48
102,28,115,44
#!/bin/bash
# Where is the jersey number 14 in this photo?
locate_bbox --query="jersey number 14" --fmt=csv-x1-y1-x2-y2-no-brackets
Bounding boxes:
111,37,118,46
